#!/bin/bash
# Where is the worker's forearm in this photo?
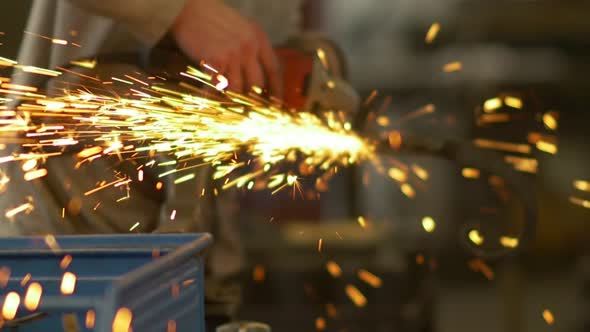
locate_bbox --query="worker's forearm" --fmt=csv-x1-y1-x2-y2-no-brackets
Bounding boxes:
65,0,187,45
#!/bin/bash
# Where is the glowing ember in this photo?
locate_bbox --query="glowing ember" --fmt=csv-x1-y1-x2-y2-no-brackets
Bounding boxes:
85,310,96,329
411,164,429,181
542,309,555,325
536,140,557,154
483,98,502,112
60,255,73,269
500,236,519,249
542,112,558,130
462,168,480,179
112,307,133,332
357,216,367,229
253,264,266,283
24,168,48,181
326,261,342,278
345,285,367,308
443,61,462,73
573,180,590,192
504,96,523,109
20,273,31,286
425,22,441,44
421,216,436,233
2,292,20,320
401,183,415,198
570,196,590,209
24,282,43,311
469,259,494,281
474,139,531,154
357,269,382,288
0,266,10,287
388,168,407,182
468,229,484,246
60,271,77,295
315,317,326,331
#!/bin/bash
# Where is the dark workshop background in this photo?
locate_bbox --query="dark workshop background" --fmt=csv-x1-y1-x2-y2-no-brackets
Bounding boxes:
1,1,589,331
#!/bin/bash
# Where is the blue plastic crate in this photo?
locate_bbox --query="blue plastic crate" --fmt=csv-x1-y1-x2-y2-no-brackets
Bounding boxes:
0,233,212,331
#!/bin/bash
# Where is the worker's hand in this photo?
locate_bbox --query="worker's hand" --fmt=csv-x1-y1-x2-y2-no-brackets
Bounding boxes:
172,0,282,96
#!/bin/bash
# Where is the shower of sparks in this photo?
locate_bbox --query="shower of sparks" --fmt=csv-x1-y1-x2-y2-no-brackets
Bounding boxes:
504,156,538,174
0,57,374,204
168,320,177,332
401,183,416,198
0,35,565,329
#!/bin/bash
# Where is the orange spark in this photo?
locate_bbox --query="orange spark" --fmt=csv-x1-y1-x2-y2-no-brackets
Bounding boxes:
24,282,43,311
425,22,441,44
60,272,77,295
86,310,96,329
60,255,73,270
358,269,382,288
345,285,367,308
326,261,342,278
2,292,20,320
112,307,133,332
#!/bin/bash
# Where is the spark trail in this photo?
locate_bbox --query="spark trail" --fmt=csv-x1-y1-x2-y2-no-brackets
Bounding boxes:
1,59,373,195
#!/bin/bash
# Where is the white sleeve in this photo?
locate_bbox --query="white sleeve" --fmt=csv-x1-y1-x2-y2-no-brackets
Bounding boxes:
66,0,188,45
